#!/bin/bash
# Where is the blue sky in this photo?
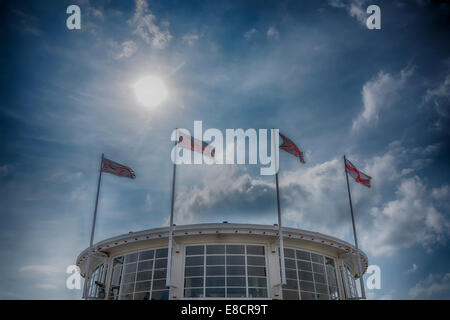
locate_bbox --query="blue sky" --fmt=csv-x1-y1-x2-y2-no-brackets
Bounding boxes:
0,0,449,299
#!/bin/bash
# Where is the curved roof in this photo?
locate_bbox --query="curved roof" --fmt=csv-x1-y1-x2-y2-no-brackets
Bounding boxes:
76,222,368,274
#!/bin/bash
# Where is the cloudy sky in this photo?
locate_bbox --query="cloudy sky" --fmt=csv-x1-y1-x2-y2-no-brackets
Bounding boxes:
0,0,449,299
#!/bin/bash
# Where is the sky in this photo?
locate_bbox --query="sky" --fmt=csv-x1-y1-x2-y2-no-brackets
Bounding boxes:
0,0,449,300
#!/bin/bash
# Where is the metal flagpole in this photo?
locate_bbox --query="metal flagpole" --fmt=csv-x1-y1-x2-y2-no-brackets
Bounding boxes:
344,155,366,299
82,153,104,299
273,129,287,286
166,130,178,290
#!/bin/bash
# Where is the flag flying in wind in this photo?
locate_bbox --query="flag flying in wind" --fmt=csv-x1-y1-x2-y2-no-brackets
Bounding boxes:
177,130,215,158
279,132,305,163
345,158,371,187
101,157,136,179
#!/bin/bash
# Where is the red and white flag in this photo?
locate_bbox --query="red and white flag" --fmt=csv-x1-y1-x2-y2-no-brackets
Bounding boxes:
345,158,371,187
102,157,136,179
279,133,305,163
177,130,215,158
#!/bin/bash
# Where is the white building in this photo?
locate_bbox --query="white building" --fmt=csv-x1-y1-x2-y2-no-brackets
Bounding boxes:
76,222,368,300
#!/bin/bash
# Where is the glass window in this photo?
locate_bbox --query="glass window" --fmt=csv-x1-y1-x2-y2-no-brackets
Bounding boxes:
186,245,204,256
155,248,168,258
227,288,246,297
296,250,310,261
283,290,299,300
280,248,340,300
88,264,105,299
109,247,169,300
184,244,268,298
227,245,245,255
186,256,204,266
205,288,225,297
343,264,358,299
226,256,245,265
206,266,225,276
206,255,225,265
206,245,225,255
227,277,246,287
139,250,154,261
247,245,265,256
226,266,245,276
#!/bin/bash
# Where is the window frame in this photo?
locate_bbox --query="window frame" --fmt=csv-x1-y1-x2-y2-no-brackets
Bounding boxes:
107,246,169,300
182,243,271,300
280,247,340,300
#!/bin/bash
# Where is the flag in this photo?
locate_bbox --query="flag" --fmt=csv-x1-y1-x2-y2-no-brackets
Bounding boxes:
345,158,371,187
101,157,136,179
279,133,305,163
177,130,215,158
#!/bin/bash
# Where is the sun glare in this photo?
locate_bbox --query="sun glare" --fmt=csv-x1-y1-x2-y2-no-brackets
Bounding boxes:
133,75,168,108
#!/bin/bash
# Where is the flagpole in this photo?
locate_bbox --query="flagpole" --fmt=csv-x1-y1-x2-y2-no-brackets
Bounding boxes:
273,129,287,287
166,131,177,291
82,153,104,299
344,155,366,299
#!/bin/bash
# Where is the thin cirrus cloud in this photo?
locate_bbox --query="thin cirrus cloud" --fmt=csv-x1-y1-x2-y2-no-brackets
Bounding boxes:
129,0,172,49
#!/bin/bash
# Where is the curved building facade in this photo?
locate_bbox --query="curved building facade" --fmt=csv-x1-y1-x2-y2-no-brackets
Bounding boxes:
76,223,368,300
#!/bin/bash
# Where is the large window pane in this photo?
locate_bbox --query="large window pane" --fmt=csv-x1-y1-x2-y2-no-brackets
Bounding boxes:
205,288,225,297
206,266,225,276
186,245,204,256
139,250,154,261
185,267,204,277
226,266,245,276
206,277,225,287
227,277,246,287
247,266,266,277
206,255,225,265
227,256,245,265
247,245,264,256
227,288,246,298
124,253,138,264
283,290,299,300
186,256,203,266
296,250,310,261
247,256,265,266
185,277,203,288
136,271,152,282
248,288,267,298
138,260,153,272
155,248,168,258
155,259,167,269
283,248,295,259
206,245,225,255
226,245,244,255
184,288,203,298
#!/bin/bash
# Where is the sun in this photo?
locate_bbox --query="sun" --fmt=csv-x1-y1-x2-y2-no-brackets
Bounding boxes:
133,75,168,108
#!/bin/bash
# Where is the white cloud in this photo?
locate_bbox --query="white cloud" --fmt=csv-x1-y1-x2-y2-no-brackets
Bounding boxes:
352,66,414,131
182,34,200,47
117,40,138,59
409,273,450,299
406,263,419,274
19,264,61,275
129,0,172,49
244,28,257,40
328,0,368,25
360,176,450,256
172,140,449,257
266,26,279,40
424,74,450,130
